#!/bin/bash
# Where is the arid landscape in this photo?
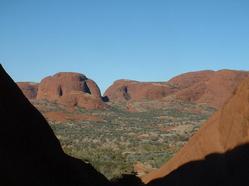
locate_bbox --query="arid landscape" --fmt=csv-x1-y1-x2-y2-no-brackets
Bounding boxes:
1,64,249,186
16,69,249,180
1,1,249,185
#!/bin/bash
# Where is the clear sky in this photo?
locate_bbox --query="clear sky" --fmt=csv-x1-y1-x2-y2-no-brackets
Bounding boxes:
1,0,249,93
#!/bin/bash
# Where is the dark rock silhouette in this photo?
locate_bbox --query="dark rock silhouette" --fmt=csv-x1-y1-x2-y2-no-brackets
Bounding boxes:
112,174,145,186
0,64,112,186
147,143,249,186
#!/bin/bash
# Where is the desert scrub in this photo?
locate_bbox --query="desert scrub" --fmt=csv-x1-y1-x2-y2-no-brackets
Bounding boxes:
49,102,215,179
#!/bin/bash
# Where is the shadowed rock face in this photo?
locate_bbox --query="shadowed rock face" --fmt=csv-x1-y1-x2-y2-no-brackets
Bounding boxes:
0,65,111,186
143,77,249,184
36,72,106,109
105,70,249,109
147,143,249,186
17,82,39,99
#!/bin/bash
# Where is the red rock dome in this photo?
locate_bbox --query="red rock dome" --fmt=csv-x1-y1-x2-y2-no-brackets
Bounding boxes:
37,72,106,109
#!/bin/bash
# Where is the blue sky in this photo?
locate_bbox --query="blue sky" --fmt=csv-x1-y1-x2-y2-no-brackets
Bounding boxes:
0,0,249,92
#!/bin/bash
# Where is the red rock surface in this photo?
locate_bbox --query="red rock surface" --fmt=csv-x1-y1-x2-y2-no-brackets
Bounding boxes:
170,70,249,108
142,77,249,183
17,70,249,111
104,80,177,102
36,72,106,109
105,70,249,109
17,82,39,99
59,91,107,109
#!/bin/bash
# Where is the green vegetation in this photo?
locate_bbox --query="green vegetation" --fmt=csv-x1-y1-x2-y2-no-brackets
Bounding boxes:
48,101,215,179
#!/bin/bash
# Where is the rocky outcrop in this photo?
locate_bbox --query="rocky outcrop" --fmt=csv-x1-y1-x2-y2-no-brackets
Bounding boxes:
143,77,249,183
104,80,177,102
36,72,106,109
0,65,111,186
170,70,249,108
17,82,38,99
105,70,249,109
17,70,249,111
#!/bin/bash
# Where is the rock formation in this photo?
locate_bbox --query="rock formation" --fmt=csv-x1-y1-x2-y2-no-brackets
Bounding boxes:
169,70,249,108
104,80,177,102
143,77,249,184
0,65,112,186
5,65,249,186
36,72,107,109
17,70,249,111
17,82,38,99
105,70,249,109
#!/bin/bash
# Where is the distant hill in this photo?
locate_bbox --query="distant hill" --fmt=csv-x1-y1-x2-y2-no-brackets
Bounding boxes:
105,70,249,109
17,69,249,126
18,72,107,110
18,70,249,110
18,70,249,112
